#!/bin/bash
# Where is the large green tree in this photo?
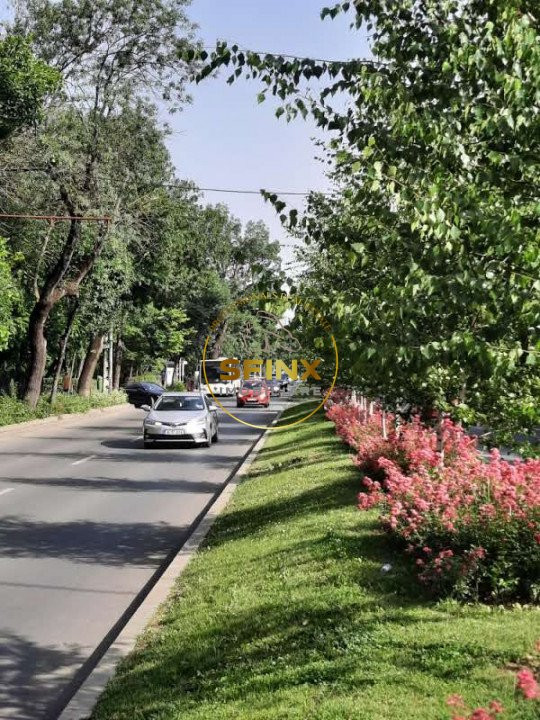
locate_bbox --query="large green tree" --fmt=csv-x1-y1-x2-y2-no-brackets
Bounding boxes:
5,0,196,406
198,0,540,429
0,34,58,352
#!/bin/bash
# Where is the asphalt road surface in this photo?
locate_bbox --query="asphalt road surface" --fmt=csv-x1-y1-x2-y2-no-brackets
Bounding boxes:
0,398,287,720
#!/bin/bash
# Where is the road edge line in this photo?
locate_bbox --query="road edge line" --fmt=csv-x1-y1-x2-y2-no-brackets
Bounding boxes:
56,407,285,720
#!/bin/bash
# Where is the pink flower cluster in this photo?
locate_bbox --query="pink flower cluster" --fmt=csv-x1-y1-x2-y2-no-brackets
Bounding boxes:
516,668,540,700
445,640,539,718
447,694,505,720
326,393,540,600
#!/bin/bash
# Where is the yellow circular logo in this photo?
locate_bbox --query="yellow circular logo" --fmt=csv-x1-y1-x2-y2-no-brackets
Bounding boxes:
201,292,338,430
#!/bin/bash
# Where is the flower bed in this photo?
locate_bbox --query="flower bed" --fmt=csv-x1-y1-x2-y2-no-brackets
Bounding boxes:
326,392,540,602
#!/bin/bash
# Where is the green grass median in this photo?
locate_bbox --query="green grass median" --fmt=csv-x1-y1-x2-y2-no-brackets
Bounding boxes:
93,402,539,720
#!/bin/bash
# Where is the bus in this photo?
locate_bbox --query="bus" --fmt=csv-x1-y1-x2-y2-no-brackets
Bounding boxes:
197,358,241,396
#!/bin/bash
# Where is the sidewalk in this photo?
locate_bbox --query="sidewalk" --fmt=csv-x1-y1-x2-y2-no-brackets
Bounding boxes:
0,398,128,434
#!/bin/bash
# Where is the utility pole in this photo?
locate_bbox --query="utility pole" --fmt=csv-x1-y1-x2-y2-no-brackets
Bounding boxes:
102,337,109,393
108,328,114,394
180,358,187,383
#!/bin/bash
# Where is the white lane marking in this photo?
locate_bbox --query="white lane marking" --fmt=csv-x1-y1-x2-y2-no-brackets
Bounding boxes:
0,488,14,497
134,435,143,441
71,454,96,466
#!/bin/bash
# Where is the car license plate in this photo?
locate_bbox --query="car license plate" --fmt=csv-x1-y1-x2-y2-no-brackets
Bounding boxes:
164,428,185,436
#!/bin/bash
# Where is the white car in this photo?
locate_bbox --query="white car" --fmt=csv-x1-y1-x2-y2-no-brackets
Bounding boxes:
142,392,219,449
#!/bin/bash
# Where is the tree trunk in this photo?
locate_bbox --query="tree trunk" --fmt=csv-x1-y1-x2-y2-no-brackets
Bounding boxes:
113,337,124,390
23,300,52,408
76,353,85,385
436,412,445,465
50,299,79,404
23,219,107,407
211,319,229,359
68,353,77,387
78,334,105,397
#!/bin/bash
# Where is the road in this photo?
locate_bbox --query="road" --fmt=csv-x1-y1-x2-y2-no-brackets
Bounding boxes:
0,399,285,720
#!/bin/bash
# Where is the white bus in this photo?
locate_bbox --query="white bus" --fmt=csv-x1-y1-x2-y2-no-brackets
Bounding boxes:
197,358,240,396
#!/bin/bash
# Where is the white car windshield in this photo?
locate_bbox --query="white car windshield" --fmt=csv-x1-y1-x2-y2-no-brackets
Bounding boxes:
154,397,205,412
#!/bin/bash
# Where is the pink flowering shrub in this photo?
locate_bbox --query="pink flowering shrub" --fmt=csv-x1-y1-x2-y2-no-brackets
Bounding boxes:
446,640,539,718
375,446,540,601
447,694,505,720
326,399,404,481
325,401,367,449
324,387,352,409
516,668,540,701
326,397,540,602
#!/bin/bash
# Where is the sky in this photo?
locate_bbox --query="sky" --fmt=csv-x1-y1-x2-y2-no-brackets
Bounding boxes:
162,0,369,268
0,0,370,268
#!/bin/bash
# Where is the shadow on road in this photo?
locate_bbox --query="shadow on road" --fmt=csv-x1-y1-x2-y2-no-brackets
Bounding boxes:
3,475,226,494
0,517,191,566
0,630,85,720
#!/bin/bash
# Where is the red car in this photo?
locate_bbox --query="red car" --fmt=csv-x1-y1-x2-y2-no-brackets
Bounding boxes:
236,380,270,408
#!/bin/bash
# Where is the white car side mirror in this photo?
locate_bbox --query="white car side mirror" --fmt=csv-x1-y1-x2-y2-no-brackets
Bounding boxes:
141,404,151,412
209,404,219,412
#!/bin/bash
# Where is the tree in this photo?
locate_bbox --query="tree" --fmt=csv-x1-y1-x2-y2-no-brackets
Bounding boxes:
0,239,20,352
0,34,59,141
123,305,189,376
7,0,196,406
197,1,540,427
0,33,57,361
73,230,134,394
202,212,281,359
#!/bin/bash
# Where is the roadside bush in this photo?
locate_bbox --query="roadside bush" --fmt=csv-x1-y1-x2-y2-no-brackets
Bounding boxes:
326,401,366,448
377,445,540,602
324,387,352,410
169,381,186,392
132,373,160,383
326,397,540,602
47,391,127,415
0,391,127,427
0,395,48,425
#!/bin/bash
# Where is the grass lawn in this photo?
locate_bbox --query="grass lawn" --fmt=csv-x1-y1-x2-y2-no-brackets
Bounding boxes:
93,403,539,720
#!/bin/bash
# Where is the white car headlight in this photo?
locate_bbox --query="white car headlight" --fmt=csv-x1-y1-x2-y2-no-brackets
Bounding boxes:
145,419,161,427
191,417,207,427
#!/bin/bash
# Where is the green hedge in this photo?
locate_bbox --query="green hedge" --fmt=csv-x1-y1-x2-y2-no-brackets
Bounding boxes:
0,391,127,427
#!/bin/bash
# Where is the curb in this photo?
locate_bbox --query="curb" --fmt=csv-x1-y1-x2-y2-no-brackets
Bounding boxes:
56,408,284,720
0,403,130,435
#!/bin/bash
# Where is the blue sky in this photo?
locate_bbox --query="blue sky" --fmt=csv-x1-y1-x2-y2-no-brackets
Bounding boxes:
174,0,368,266
1,0,369,266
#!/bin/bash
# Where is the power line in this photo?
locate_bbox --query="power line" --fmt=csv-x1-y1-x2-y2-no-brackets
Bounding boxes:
0,169,325,197
196,187,313,196
0,213,111,222
202,44,382,67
